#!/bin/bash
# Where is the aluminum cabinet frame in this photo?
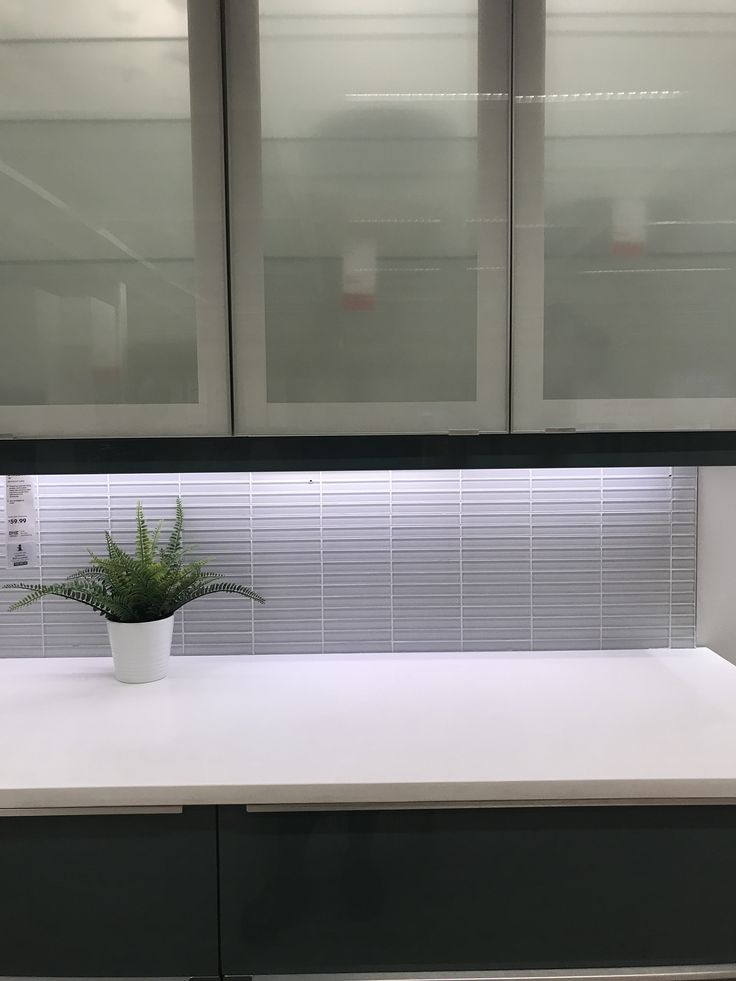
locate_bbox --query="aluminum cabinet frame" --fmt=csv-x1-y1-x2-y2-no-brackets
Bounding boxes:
0,0,231,439
224,0,511,437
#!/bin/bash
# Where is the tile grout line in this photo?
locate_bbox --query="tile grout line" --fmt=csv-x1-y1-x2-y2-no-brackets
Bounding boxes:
388,470,395,654
249,471,256,656
318,472,325,656
600,467,604,651
37,475,45,658
668,467,674,648
106,473,112,537
177,472,183,656
691,467,698,648
106,472,112,660
459,469,464,652
529,468,534,651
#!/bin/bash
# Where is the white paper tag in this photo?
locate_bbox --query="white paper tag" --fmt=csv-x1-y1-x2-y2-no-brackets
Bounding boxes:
6,475,38,570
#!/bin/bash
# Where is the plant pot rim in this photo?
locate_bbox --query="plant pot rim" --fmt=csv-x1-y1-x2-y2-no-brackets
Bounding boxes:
106,614,175,626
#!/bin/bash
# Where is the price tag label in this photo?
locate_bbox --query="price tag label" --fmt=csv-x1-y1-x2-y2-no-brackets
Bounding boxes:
5,475,38,570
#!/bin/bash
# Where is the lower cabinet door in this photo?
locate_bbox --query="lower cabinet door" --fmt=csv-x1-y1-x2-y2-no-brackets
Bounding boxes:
219,804,736,976
0,805,219,978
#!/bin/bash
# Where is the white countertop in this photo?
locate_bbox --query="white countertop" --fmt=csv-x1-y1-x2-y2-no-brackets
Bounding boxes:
2,648,736,810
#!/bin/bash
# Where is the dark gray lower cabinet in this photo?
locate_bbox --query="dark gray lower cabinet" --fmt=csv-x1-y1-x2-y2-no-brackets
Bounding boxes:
218,804,736,976
4,802,736,978
0,806,219,978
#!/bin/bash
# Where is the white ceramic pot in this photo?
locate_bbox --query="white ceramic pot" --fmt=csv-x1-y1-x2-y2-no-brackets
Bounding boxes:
107,615,174,684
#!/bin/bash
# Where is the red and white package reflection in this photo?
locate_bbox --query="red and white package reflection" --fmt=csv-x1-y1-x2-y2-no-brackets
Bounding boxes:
342,240,376,311
611,197,647,257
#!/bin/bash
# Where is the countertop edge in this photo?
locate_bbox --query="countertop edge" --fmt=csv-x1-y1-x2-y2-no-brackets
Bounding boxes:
4,777,736,811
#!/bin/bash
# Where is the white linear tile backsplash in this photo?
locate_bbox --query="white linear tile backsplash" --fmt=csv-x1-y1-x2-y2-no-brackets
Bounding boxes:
0,467,697,657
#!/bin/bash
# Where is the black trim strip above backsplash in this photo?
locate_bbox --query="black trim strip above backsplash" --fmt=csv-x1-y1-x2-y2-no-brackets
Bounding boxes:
1,430,736,475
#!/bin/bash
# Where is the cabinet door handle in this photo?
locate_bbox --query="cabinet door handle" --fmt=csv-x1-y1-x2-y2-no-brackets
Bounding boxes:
0,805,184,817
245,798,736,813
224,969,736,981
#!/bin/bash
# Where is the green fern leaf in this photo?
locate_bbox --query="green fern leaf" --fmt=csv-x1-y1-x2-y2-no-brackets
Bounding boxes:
67,566,106,581
151,520,163,553
169,581,265,614
104,532,132,565
4,499,264,624
3,582,127,618
160,497,185,566
134,502,154,564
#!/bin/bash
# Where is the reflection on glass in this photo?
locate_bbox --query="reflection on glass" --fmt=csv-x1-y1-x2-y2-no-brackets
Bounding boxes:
0,0,199,405
543,1,736,401
259,0,483,404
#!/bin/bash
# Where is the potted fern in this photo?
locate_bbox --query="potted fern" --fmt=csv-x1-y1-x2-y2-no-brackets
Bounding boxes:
3,498,264,684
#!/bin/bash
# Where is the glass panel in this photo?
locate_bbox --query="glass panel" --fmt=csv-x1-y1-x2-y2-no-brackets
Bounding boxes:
0,0,208,406
513,0,736,431
255,0,506,414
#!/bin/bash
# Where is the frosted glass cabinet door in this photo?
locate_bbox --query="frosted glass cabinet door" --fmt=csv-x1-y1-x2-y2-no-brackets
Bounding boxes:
512,0,736,432
0,1,230,437
227,0,510,435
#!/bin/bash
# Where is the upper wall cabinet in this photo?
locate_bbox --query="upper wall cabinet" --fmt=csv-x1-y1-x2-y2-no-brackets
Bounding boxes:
512,0,736,433
9,0,735,443
0,0,230,437
227,0,510,435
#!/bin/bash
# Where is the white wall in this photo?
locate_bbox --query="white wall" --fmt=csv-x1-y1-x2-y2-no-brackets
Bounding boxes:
697,468,736,664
